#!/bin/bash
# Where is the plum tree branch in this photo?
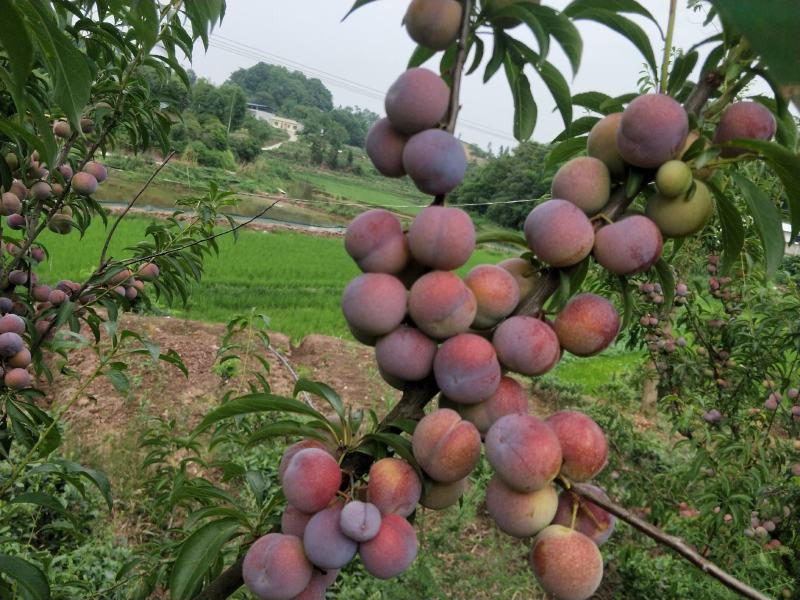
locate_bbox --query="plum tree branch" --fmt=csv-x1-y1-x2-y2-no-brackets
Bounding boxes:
569,482,771,600
99,150,176,268
433,0,473,207
659,0,678,94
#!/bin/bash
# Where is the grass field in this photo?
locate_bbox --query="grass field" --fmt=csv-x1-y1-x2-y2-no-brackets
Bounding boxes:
37,215,508,340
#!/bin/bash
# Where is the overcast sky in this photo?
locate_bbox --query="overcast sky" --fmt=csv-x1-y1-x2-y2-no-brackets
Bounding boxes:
188,1,771,150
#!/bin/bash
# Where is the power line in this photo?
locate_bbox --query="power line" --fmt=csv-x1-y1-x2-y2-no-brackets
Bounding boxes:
208,35,518,144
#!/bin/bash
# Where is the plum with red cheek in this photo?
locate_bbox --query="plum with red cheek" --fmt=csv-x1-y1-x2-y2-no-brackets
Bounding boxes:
593,215,663,276
616,94,689,168
359,513,419,579
345,208,410,274
341,273,407,338
492,316,561,376
524,200,595,268
485,414,562,492
464,264,519,329
530,525,604,600
433,333,501,404
385,68,450,135
553,294,620,357
242,533,313,600
407,205,475,271
412,408,481,483
546,410,608,481
367,457,422,518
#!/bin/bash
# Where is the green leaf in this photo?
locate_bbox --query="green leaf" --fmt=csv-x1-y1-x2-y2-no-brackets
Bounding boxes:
128,0,160,51
408,44,436,68
732,174,785,278
706,180,745,276
545,136,588,171
713,1,800,87
10,492,69,519
527,5,582,75
466,35,485,76
508,40,571,131
193,393,328,436
726,139,800,238
159,349,189,377
246,420,333,447
564,0,661,29
0,1,34,114
571,91,623,115
362,432,421,475
504,58,537,141
667,51,699,96
168,519,241,600
0,555,50,600
567,8,657,77
653,259,675,311
484,32,507,83
105,369,130,394
294,380,345,426
54,459,113,510
342,0,382,20
21,0,92,129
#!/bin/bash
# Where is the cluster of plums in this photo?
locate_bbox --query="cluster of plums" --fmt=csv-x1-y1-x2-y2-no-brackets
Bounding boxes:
0,260,160,391
366,67,466,197
243,404,615,600
3,119,109,236
744,507,792,551
243,441,420,599
342,204,621,397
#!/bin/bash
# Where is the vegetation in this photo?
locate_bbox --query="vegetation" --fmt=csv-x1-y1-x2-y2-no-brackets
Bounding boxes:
1,1,800,600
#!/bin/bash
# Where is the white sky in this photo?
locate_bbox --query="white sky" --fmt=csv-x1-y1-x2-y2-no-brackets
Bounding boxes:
188,1,771,150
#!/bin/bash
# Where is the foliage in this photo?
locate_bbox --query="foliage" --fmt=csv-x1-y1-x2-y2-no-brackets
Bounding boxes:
449,142,550,229
229,62,334,116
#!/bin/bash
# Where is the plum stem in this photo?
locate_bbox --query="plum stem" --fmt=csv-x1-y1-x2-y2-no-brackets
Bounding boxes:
432,0,473,208
99,150,176,268
659,0,678,94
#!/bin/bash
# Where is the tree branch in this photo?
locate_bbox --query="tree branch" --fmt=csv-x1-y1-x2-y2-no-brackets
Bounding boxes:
569,482,771,600
99,150,176,267
433,0,473,208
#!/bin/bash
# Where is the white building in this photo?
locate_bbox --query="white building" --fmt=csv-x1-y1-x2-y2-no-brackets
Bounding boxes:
248,104,304,141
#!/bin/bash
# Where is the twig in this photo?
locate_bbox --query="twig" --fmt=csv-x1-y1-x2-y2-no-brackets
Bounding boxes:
659,0,678,94
445,0,473,133
115,199,282,269
432,0,473,208
99,150,176,267
569,482,771,600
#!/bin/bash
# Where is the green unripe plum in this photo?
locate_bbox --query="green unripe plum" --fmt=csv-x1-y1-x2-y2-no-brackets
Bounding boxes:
645,180,713,239
655,160,692,198
5,153,19,171
485,0,540,29
405,0,462,51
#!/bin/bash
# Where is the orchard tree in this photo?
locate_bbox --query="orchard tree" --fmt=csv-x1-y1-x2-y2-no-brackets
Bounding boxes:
2,1,800,600
182,1,799,600
0,1,317,597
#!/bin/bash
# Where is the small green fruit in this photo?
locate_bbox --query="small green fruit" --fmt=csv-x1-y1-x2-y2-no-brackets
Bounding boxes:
655,160,693,198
